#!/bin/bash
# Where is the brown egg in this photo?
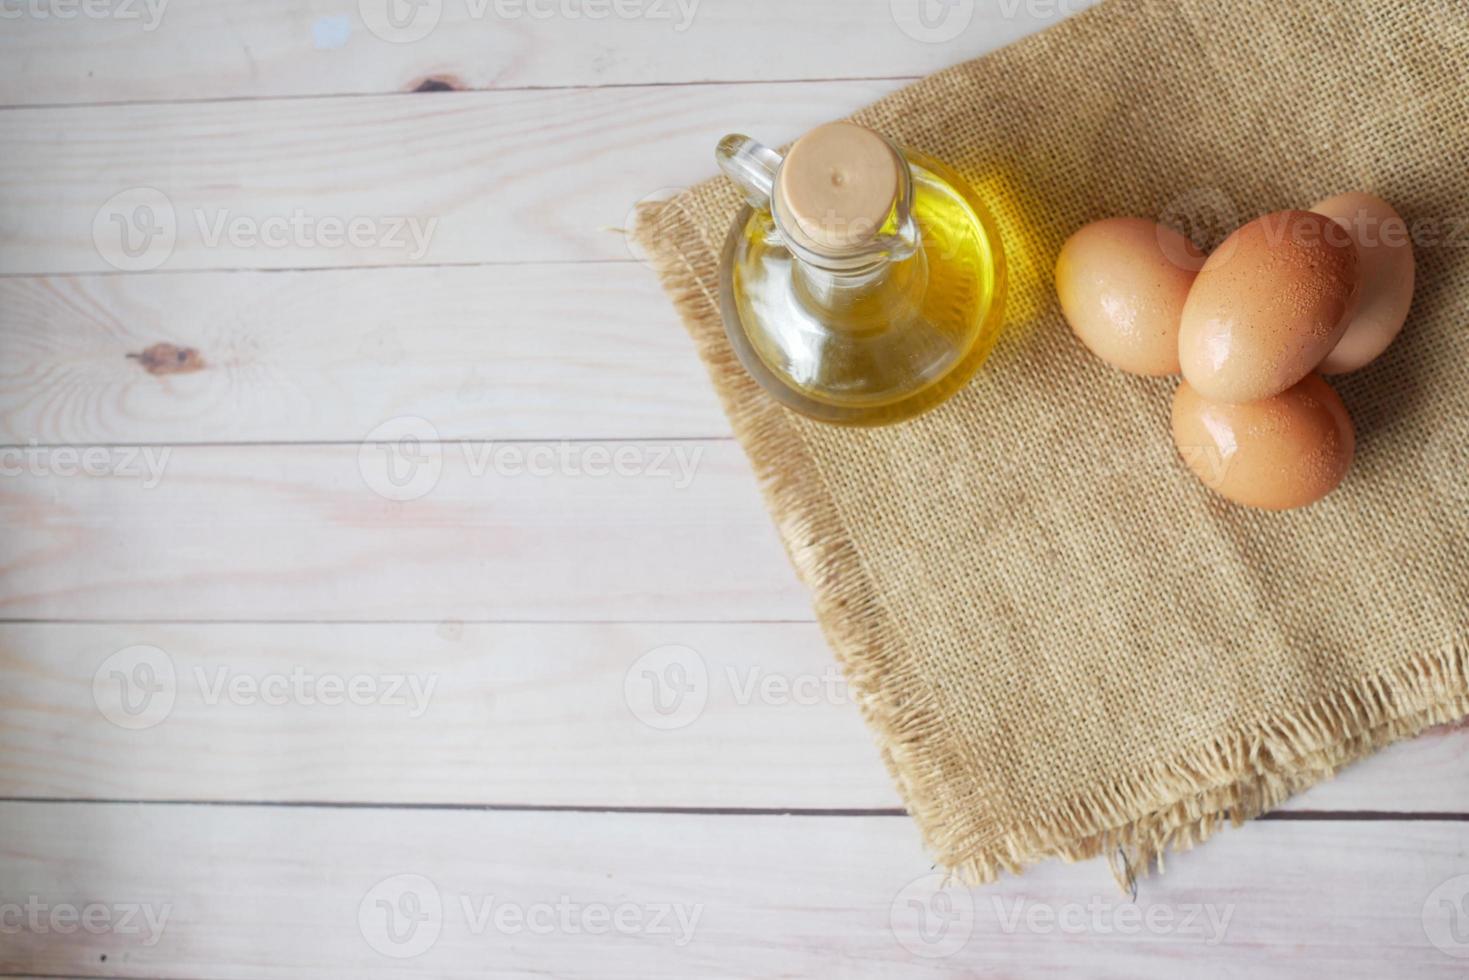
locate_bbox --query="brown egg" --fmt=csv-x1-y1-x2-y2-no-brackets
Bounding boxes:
1311,192,1416,374
1171,373,1355,511
1055,217,1204,376
1179,210,1359,403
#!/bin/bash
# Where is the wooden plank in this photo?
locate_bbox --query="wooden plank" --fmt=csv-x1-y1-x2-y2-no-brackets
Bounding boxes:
0,621,896,807
0,266,728,444
0,441,808,621
0,80,904,276
0,0,1097,108
5,621,1463,811
1,803,1466,978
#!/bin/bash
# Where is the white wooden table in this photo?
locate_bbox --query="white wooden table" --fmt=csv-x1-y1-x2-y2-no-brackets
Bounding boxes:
1,2,1467,976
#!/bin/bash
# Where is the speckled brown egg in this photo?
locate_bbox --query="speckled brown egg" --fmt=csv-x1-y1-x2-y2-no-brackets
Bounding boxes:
1179,210,1359,403
1171,372,1355,511
1055,217,1204,376
1311,192,1416,374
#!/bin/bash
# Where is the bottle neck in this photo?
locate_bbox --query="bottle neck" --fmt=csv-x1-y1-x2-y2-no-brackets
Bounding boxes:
716,130,929,328
716,131,922,270
791,242,929,331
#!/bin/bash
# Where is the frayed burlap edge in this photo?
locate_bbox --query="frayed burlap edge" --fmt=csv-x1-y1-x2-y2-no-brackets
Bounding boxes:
633,198,1469,889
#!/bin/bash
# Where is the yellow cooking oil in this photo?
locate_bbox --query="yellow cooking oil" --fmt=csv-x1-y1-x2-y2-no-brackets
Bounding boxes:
718,144,1006,426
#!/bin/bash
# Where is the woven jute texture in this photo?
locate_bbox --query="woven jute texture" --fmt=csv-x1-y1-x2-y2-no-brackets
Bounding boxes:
634,0,1469,883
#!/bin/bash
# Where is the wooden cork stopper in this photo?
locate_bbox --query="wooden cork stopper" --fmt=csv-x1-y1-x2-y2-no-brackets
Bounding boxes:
774,122,902,254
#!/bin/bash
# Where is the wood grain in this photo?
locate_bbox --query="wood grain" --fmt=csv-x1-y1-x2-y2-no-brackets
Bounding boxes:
2,802,1466,978
0,80,903,275
0,441,806,621
0,0,1097,107
0,266,727,444
1,621,1466,811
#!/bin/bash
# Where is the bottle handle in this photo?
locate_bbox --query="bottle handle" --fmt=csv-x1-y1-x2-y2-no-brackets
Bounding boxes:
716,134,782,210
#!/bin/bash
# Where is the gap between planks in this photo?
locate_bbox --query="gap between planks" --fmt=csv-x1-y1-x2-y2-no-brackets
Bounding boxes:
0,798,1465,820
0,439,738,450
0,74,927,115
0,258,648,280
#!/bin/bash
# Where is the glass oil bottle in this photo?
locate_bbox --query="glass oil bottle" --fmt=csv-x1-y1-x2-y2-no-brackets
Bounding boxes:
716,122,1006,426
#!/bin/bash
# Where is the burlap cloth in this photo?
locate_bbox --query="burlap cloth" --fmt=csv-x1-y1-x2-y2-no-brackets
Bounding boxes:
634,0,1469,883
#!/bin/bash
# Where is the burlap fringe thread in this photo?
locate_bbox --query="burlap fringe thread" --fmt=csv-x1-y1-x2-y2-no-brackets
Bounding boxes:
634,199,1469,891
